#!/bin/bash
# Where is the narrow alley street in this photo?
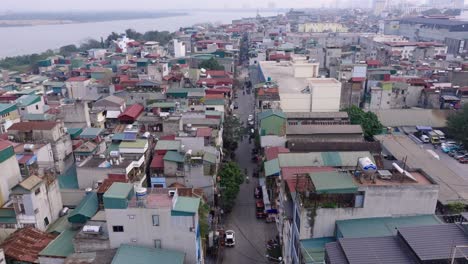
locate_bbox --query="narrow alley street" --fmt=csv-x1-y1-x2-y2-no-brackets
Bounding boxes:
221,68,277,264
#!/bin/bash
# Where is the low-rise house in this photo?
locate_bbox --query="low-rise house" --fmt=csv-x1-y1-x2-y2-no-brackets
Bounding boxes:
65,77,93,100
0,140,22,205
8,121,73,174
0,227,56,264
258,110,287,136
112,244,185,264
9,174,63,231
103,185,201,264
12,142,54,178
118,104,143,124
0,103,20,132
15,94,46,117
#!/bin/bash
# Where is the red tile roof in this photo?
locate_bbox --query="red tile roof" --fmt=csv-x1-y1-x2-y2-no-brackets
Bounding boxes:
265,147,290,161
205,93,225,99
257,87,279,96
118,104,144,120
366,60,381,66
66,76,89,82
196,127,213,137
150,154,164,169
0,139,12,151
205,88,231,94
8,121,58,131
206,70,232,77
0,227,56,263
351,77,366,82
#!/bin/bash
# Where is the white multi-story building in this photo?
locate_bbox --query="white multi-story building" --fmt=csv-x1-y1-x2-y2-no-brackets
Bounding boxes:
260,60,342,113
103,184,202,264
9,175,63,231
173,39,186,58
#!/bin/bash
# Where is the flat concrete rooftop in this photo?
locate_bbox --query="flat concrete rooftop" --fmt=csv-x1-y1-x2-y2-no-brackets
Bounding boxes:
259,61,338,94
376,134,468,205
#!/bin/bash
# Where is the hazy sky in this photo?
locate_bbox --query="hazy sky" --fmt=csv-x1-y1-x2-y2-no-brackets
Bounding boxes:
0,0,334,11
0,0,463,12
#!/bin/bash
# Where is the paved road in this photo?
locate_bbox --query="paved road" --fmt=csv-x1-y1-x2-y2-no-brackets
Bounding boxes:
222,68,276,264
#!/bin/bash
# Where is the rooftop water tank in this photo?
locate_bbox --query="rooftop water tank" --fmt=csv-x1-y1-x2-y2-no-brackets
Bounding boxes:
358,157,377,175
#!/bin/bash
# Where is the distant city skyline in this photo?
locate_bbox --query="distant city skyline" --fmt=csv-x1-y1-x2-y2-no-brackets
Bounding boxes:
0,0,456,12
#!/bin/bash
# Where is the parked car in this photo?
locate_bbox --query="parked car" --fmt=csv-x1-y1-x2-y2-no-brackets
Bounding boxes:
420,135,430,143
234,102,239,109
459,156,468,164
256,200,266,218
441,143,460,153
225,230,236,247
454,152,468,160
248,114,254,121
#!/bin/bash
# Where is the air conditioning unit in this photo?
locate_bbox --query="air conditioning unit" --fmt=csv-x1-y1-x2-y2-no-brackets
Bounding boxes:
168,190,176,197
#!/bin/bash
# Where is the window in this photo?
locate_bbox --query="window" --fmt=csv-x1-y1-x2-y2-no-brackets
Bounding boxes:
34,208,39,214
35,188,41,195
152,215,160,226
128,215,135,219
44,217,49,226
113,226,124,232
154,239,162,248
35,105,39,110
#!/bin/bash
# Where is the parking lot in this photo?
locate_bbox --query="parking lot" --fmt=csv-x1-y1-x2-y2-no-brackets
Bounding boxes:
376,134,468,205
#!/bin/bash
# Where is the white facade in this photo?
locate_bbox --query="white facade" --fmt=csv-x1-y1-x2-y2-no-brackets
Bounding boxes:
303,184,438,238
17,96,46,116
88,49,107,60
173,39,186,58
65,79,92,99
105,193,200,264
11,177,63,231
309,78,342,112
0,152,22,205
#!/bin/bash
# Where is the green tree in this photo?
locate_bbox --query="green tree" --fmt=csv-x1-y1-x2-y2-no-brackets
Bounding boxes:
199,58,224,71
79,39,103,51
447,104,468,147
125,28,143,40
198,201,210,239
59,44,79,57
106,31,120,47
345,106,383,140
222,115,243,158
447,202,465,214
218,162,244,211
142,30,174,46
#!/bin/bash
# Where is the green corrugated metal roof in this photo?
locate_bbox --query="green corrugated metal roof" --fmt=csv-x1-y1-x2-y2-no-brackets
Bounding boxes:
104,183,134,199
172,196,200,215
67,192,98,224
149,102,176,108
301,237,336,264
106,143,120,154
0,208,17,224
46,216,70,234
119,139,147,149
163,151,185,163
258,109,286,120
203,152,217,164
0,103,17,116
39,229,78,257
23,113,54,121
155,140,181,151
67,128,83,139
80,127,104,139
336,215,442,238
16,94,41,107
264,158,280,177
204,99,225,106
309,171,358,194
112,244,185,264
0,145,15,163
278,151,374,167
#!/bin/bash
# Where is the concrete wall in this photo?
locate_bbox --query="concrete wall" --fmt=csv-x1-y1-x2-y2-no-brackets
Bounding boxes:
105,207,198,264
280,93,311,112
38,256,65,264
76,167,113,189
66,80,91,99
163,160,179,177
310,81,341,112
46,180,63,224
308,185,438,238
0,155,21,205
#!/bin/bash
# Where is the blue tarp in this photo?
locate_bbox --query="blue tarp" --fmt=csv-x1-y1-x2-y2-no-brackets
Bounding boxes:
416,126,432,131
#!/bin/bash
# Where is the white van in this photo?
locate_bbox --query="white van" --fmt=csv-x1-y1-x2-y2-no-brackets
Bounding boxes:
420,135,430,143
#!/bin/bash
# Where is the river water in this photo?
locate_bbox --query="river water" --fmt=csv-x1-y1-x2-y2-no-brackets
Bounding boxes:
0,11,279,58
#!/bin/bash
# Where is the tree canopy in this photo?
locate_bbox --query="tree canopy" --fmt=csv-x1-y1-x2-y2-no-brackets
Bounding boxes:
447,104,468,147
218,162,244,212
345,106,383,140
222,115,243,159
199,58,224,71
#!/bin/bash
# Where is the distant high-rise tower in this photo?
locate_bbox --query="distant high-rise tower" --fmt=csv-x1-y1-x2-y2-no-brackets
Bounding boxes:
373,0,387,16
453,0,464,9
